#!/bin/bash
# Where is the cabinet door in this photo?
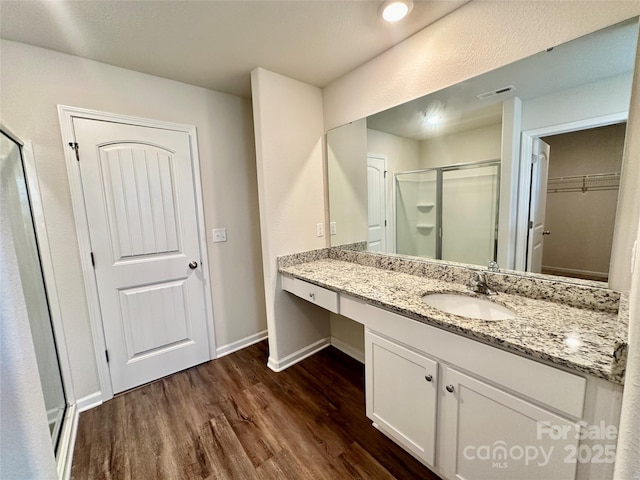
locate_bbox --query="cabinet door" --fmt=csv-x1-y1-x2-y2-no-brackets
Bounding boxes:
439,367,579,480
365,330,438,467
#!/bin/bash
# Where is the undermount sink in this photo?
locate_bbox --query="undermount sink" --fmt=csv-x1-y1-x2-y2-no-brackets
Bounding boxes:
421,293,516,321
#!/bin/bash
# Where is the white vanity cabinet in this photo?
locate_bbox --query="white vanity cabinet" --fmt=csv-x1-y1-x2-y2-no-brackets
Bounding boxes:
281,279,622,480
365,327,580,480
365,330,438,467
340,294,620,480
438,366,580,480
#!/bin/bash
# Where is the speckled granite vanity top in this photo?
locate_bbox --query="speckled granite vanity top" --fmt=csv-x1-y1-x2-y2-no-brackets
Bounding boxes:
278,248,628,385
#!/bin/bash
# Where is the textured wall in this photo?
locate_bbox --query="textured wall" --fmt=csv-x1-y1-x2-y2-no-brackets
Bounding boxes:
251,68,331,365
324,2,640,131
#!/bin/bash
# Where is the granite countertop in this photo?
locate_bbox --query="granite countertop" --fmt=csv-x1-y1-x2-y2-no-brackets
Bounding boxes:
279,257,628,384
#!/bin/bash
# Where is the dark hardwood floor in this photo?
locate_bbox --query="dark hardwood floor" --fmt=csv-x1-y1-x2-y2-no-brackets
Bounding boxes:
72,341,440,479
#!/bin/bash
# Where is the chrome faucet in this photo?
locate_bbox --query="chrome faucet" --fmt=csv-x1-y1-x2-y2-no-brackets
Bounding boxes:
488,260,500,272
470,271,497,296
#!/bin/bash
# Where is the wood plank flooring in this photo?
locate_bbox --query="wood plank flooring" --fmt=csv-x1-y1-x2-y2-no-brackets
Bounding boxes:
72,341,441,479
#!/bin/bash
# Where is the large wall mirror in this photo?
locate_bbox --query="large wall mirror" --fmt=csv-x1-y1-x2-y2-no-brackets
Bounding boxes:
327,18,638,285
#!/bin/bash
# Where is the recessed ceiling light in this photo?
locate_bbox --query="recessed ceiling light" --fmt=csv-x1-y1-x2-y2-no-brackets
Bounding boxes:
378,0,414,23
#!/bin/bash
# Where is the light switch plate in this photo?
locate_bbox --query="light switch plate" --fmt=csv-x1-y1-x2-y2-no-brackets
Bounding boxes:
212,228,227,243
330,222,337,235
316,223,324,237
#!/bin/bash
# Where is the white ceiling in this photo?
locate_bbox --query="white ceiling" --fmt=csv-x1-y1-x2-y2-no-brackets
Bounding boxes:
367,19,639,140
0,0,467,98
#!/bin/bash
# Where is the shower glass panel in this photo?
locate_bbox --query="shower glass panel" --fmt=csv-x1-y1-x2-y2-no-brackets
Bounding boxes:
395,169,438,258
395,161,500,264
441,163,500,265
1,130,67,450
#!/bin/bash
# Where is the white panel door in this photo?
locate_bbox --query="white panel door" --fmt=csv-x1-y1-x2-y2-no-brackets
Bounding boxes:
73,118,210,393
367,155,386,252
527,139,551,273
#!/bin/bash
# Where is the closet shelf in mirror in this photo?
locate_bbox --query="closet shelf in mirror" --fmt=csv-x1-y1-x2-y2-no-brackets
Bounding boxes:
417,224,435,230
547,172,620,194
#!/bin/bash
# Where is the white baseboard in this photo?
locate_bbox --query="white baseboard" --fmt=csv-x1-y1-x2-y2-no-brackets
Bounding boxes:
330,337,365,364
56,403,79,480
216,330,268,358
541,265,608,280
267,337,331,372
76,391,102,413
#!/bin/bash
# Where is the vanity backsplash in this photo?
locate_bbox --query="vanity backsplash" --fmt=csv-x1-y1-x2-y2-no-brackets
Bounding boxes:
279,246,621,313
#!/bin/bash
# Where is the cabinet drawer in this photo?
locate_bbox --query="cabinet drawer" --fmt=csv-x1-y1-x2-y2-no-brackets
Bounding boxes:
281,275,339,313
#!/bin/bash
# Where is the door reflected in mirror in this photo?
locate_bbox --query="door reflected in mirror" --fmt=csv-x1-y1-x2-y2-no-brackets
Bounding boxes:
326,19,638,285
535,123,626,282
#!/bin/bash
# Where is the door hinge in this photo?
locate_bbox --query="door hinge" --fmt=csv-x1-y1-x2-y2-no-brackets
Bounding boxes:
384,220,387,227
384,170,387,178
69,142,80,161
90,251,95,267
531,153,538,164
105,350,109,363
528,220,533,229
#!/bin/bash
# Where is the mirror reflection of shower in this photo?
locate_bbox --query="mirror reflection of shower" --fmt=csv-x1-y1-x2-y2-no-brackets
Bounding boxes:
395,160,501,265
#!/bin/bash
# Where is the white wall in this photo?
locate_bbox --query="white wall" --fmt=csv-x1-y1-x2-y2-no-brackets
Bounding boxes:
368,128,421,172
327,118,368,246
367,128,421,252
0,40,266,399
330,313,364,362
419,123,502,168
251,68,331,368
521,74,633,132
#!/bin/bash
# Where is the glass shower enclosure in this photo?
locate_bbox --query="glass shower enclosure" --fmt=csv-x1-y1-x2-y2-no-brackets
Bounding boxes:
395,160,501,265
1,130,67,451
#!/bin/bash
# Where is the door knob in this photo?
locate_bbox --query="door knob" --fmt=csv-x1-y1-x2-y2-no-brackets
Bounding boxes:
542,230,551,235
189,261,198,269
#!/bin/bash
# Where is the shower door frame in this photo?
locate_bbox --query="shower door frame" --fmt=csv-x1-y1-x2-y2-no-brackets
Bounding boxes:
394,159,501,262
2,126,77,478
